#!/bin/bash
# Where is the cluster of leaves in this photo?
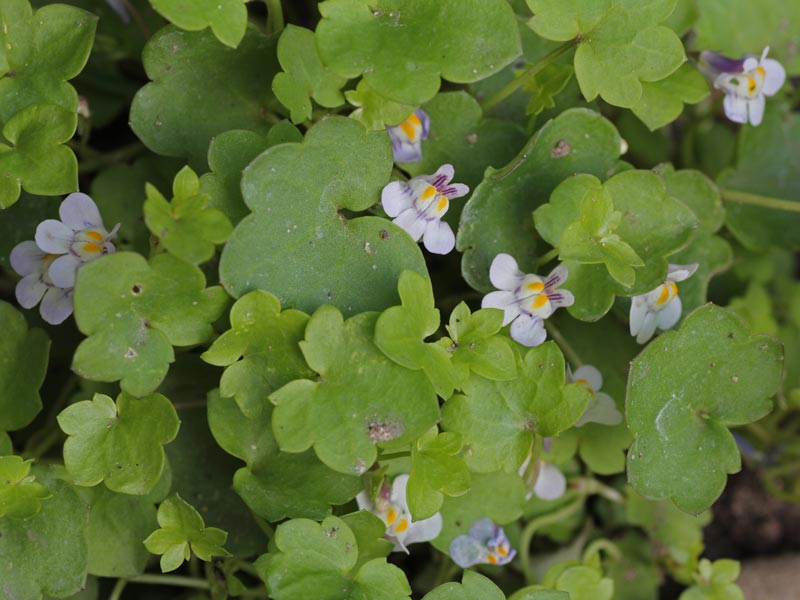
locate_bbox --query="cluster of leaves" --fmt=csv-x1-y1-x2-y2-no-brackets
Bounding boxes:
0,0,798,599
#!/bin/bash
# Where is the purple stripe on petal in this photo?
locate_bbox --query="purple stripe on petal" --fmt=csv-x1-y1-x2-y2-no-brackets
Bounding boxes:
700,50,746,74
545,264,568,290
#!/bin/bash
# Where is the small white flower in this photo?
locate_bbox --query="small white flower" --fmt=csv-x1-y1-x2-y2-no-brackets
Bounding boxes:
356,474,442,552
481,254,574,347
519,453,567,502
702,46,786,126
381,164,468,255
10,193,118,325
567,365,622,427
10,242,74,325
629,263,698,344
450,518,515,568
34,193,118,288
387,109,430,163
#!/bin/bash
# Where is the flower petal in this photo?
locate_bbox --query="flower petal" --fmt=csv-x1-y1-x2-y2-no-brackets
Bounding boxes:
481,291,518,326
48,254,84,288
390,474,410,511
393,209,427,241
402,512,443,547
723,94,748,124
576,392,622,427
439,183,469,199
428,164,455,188
355,491,372,512
59,192,103,231
450,534,487,568
10,241,46,276
544,264,568,290
748,95,765,126
509,313,546,347
629,297,649,337
422,220,455,255
35,220,74,254
667,263,699,282
391,141,422,163
417,109,430,139
548,289,574,309
15,275,47,309
39,287,73,325
700,50,746,74
572,364,602,391
381,182,414,217
533,462,566,501
467,517,497,544
761,58,786,95
635,311,659,344
656,296,682,331
489,253,524,290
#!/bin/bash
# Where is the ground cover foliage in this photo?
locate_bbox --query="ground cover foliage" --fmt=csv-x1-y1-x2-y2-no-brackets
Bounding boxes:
0,0,799,598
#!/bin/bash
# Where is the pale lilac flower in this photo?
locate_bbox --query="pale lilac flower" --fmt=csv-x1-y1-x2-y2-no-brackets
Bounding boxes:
481,254,574,347
519,453,567,502
450,518,515,568
356,474,442,553
387,109,430,162
381,164,468,254
35,193,118,288
629,263,698,344
568,365,622,427
702,46,786,126
10,242,74,325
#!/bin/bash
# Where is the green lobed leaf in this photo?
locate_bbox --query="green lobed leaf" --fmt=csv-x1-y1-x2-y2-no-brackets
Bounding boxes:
374,270,456,399
144,493,231,573
406,428,470,520
316,0,521,105
150,0,249,48
339,510,393,573
77,484,157,578
433,470,525,553
90,155,183,256
720,106,800,251
442,342,590,473
542,560,614,600
272,24,347,123
199,124,303,225
0,0,97,128
271,307,439,475
535,169,699,320
72,252,228,397
527,0,686,107
458,108,621,293
345,79,416,131
208,390,361,522
0,104,78,208
524,64,575,117
130,25,280,169
202,290,312,418
0,301,49,431
0,432,11,455
0,456,50,519
680,559,745,600
0,467,90,599
220,116,427,316
144,165,233,264
422,571,505,600
257,515,412,600
627,304,783,513
58,391,179,495
441,303,517,388
631,63,709,131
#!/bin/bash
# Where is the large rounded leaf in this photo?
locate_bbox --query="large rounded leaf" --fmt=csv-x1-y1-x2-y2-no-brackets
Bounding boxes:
626,305,782,513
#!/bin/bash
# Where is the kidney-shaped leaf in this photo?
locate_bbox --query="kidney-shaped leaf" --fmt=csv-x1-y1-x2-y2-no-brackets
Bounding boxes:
72,252,228,397
271,306,439,475
58,392,180,495
627,305,782,513
316,0,521,105
220,116,427,316
150,0,249,48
